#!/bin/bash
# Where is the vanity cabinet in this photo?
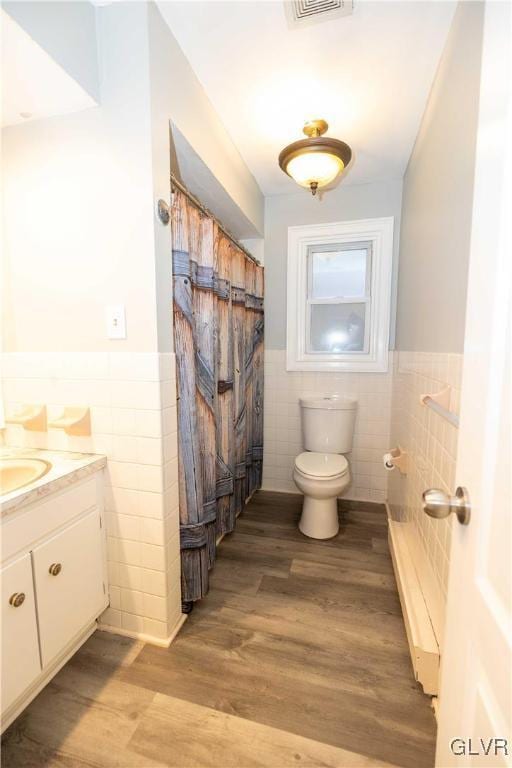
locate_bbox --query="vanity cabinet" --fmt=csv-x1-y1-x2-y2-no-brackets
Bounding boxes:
1,554,41,713
1,472,107,731
32,508,106,668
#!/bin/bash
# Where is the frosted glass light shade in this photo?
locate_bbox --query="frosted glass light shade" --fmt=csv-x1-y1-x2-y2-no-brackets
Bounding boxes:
278,121,352,195
286,152,344,189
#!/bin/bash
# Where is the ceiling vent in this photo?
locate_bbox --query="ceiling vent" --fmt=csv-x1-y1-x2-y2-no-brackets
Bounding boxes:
285,0,354,28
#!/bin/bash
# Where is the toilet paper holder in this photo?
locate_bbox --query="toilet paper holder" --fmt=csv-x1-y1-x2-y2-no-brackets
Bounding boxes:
383,447,408,475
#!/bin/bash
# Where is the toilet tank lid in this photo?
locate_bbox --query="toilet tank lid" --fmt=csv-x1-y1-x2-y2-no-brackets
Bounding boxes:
299,395,357,411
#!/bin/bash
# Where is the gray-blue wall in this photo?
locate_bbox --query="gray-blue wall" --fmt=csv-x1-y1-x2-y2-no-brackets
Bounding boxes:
264,179,403,349
395,1,484,353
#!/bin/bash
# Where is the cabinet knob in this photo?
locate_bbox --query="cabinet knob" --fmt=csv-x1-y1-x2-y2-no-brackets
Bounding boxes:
49,563,62,576
9,592,26,607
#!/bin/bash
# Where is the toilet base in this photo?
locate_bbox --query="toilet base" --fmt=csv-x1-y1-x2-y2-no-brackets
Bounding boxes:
299,495,339,539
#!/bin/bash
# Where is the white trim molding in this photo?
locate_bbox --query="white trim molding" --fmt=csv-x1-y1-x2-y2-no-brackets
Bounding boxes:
387,514,440,696
286,217,394,372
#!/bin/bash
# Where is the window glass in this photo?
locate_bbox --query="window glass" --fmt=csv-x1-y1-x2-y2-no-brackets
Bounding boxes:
309,303,366,353
310,247,368,299
286,217,393,371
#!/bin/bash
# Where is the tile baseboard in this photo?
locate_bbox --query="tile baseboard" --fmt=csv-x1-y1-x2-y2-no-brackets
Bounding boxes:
99,612,187,649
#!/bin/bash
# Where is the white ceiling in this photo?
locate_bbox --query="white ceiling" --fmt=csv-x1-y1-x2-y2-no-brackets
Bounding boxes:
157,1,456,196
1,10,96,128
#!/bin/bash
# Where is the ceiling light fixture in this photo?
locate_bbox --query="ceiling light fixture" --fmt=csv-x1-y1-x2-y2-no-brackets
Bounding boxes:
278,119,352,196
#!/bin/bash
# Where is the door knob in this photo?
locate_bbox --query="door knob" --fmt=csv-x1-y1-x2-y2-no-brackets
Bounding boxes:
422,487,471,525
48,563,62,576
9,592,26,607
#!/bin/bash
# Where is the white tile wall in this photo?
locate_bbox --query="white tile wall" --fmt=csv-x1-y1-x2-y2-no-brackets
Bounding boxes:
388,351,462,611
263,349,393,502
1,346,462,645
0,352,182,645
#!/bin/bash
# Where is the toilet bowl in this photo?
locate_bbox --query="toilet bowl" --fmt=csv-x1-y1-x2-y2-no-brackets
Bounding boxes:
293,452,350,538
293,395,357,540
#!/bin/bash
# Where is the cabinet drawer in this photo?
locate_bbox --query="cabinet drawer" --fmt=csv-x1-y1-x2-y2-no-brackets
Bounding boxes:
32,509,107,668
2,477,99,564
1,554,41,713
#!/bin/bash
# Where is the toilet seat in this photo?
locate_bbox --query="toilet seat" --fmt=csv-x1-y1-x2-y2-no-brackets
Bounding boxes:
294,452,348,479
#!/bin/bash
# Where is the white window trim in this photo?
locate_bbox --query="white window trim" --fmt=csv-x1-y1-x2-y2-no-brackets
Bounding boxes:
286,217,394,372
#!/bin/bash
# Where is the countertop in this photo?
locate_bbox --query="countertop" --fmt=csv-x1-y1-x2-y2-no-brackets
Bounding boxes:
1,447,106,517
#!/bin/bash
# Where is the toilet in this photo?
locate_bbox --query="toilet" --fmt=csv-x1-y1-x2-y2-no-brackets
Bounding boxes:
293,395,357,539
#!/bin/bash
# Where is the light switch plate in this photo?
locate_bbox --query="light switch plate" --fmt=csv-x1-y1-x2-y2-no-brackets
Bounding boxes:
106,305,126,339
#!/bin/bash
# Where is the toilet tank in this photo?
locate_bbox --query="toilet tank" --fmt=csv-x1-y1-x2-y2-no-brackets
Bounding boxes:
299,395,357,453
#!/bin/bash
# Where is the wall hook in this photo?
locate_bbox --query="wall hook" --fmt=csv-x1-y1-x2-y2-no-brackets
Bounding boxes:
156,199,170,225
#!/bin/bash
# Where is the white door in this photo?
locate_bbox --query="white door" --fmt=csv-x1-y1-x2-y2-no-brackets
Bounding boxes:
435,2,512,766
32,508,107,668
1,554,41,715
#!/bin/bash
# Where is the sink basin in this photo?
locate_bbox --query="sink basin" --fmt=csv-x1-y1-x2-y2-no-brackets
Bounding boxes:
0,458,52,495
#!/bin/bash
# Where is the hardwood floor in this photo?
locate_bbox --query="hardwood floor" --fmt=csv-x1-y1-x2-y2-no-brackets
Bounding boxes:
1,491,436,768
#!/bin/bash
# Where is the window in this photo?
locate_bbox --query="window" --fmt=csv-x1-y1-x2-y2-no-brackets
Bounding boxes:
287,217,394,372
307,242,371,354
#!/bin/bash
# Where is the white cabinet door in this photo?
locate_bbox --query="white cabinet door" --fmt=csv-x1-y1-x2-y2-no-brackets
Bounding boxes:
1,554,41,713
32,508,106,668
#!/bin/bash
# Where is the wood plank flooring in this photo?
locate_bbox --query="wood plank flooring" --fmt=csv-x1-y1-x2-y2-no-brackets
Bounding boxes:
1,491,436,768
